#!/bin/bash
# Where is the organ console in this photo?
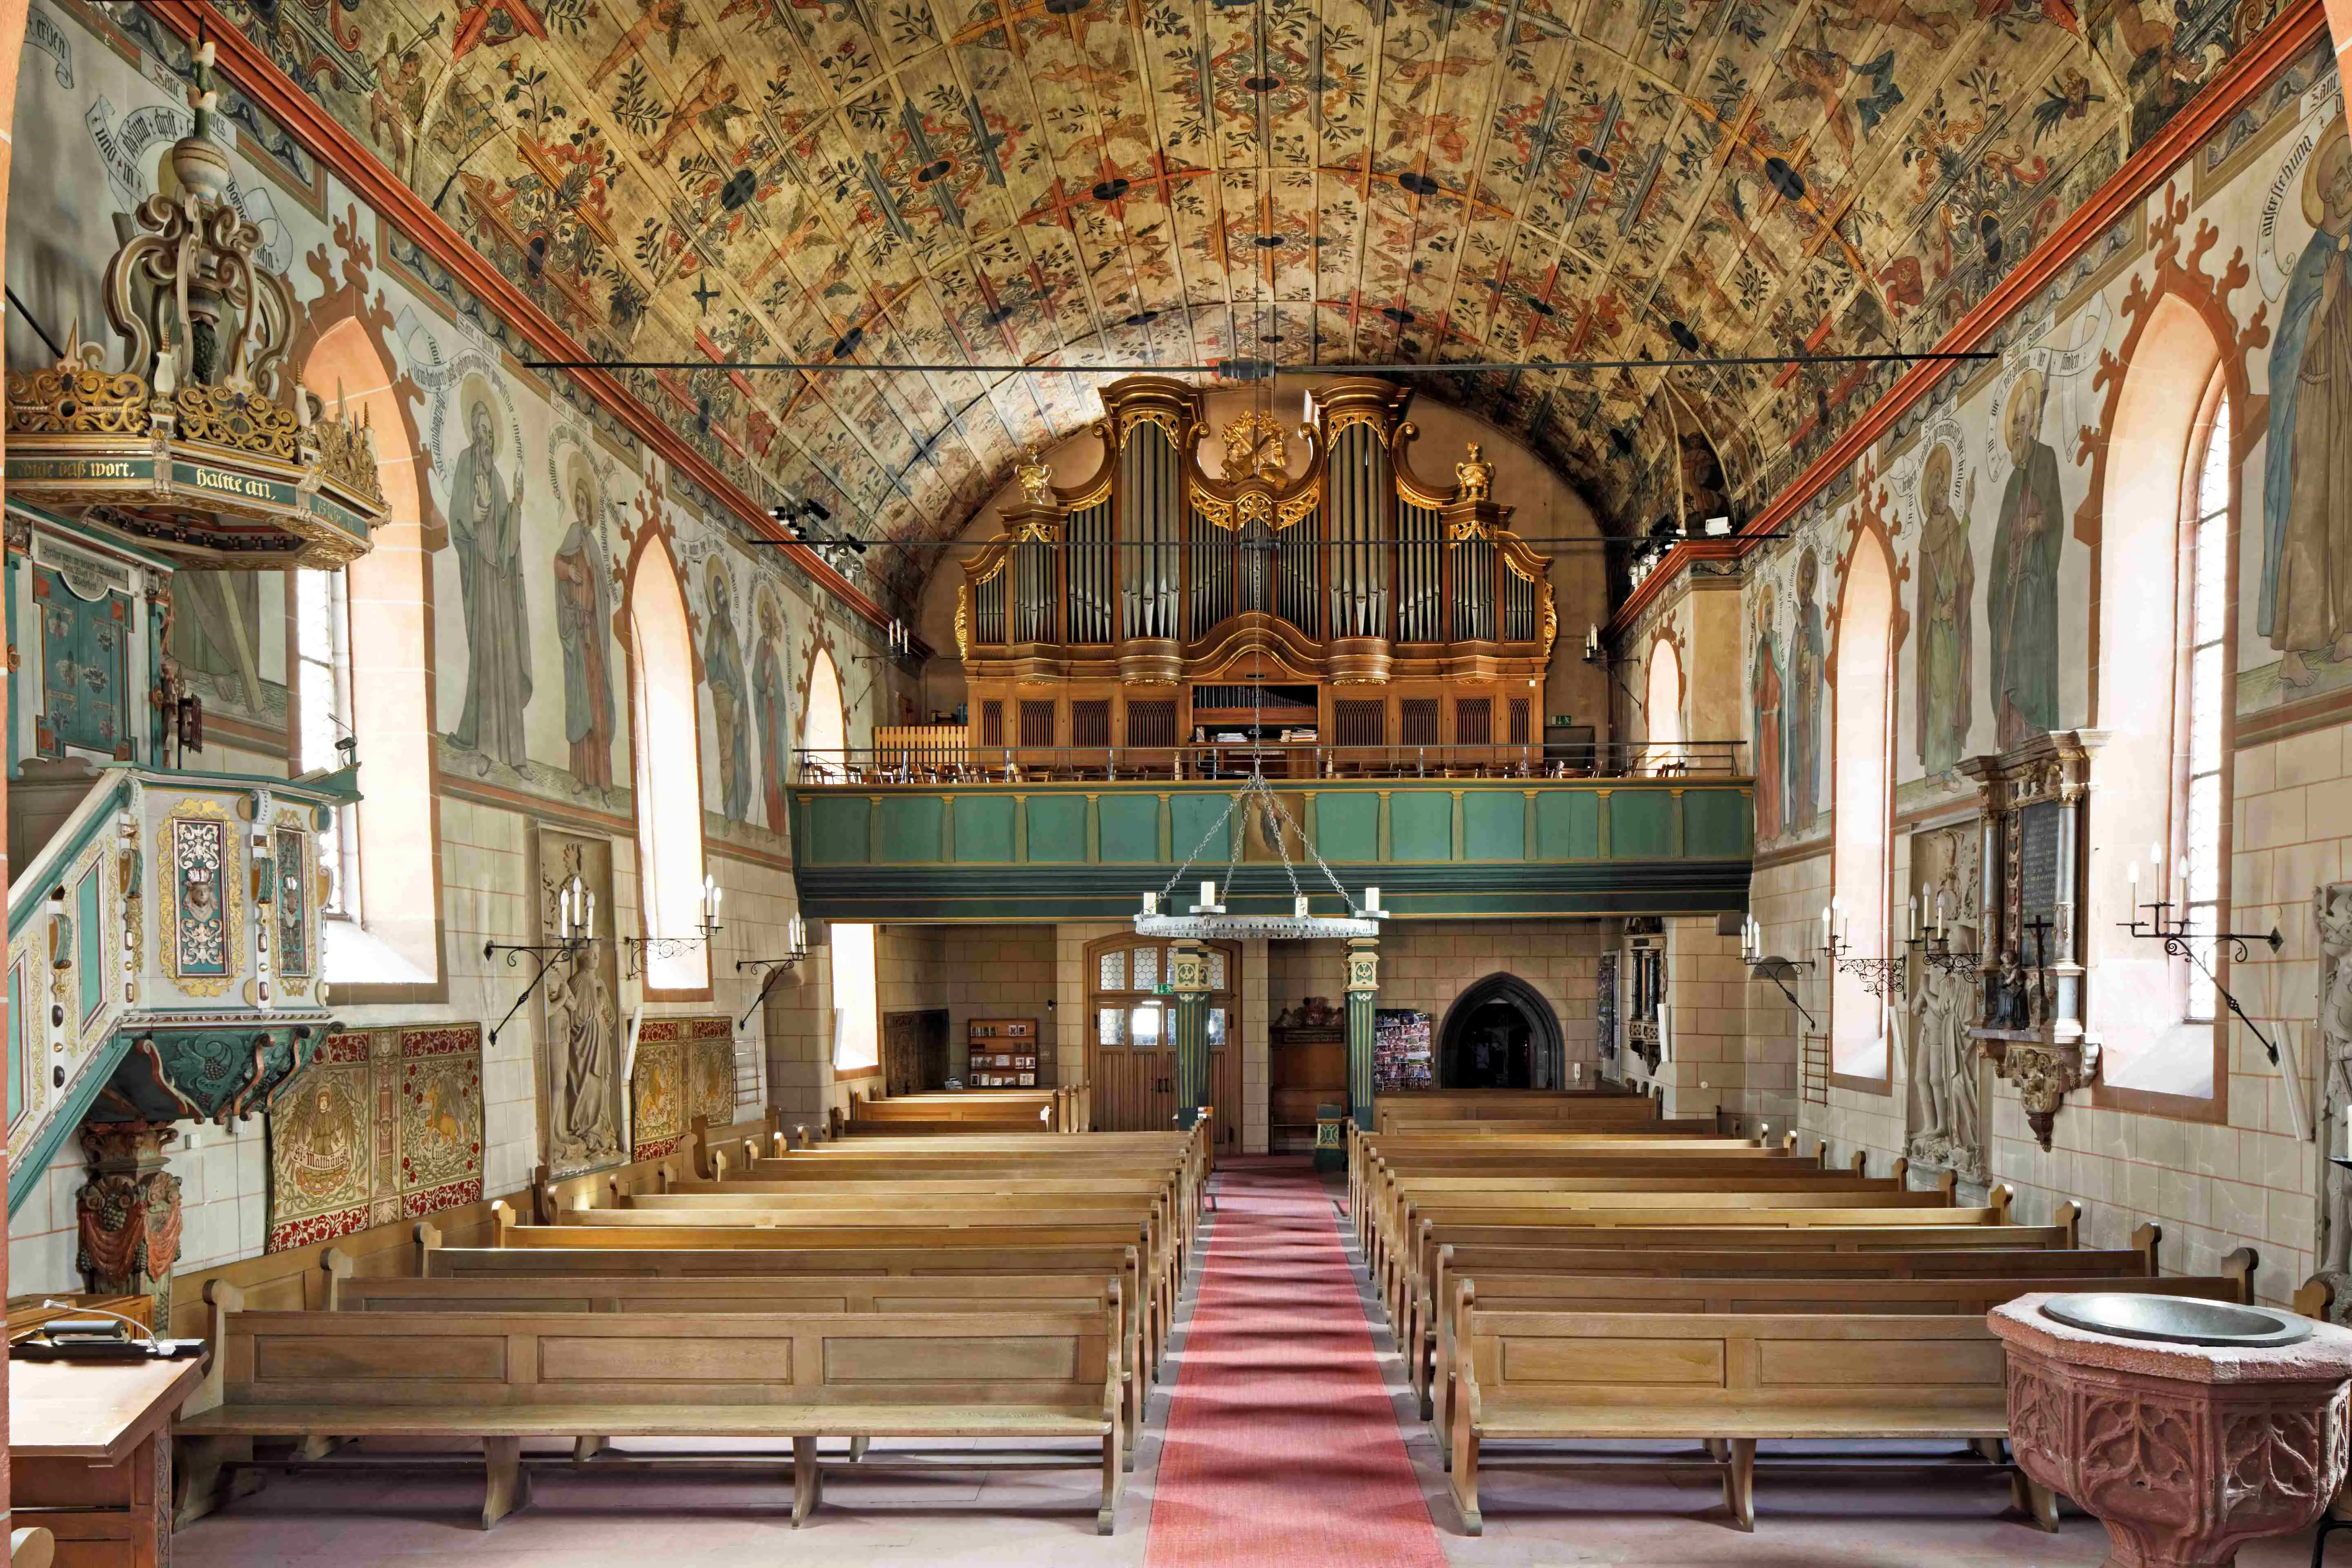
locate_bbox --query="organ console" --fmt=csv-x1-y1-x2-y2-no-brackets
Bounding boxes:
956,378,1558,777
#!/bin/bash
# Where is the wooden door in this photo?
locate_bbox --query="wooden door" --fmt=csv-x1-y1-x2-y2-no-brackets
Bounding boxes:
1084,935,1241,1149
883,1008,947,1097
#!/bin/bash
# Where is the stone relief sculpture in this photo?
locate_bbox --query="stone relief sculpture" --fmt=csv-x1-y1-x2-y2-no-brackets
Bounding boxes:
1906,824,1987,1183
536,830,623,1177
2314,880,2352,1312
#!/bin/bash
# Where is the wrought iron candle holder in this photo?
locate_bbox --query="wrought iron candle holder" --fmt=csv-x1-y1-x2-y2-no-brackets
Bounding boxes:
482,933,598,1046
1822,931,1905,1001
2120,898,2286,1066
1907,929,1981,980
624,925,722,980
735,917,812,1026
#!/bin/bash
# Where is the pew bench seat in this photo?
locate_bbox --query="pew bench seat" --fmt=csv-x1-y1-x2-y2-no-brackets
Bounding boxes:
1445,1305,2044,1537
174,1297,1125,1535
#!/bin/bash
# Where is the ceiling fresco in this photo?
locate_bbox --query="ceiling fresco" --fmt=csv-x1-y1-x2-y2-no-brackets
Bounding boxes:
171,0,2284,604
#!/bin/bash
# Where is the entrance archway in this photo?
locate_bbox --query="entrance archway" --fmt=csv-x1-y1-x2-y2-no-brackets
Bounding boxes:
1436,975,1565,1090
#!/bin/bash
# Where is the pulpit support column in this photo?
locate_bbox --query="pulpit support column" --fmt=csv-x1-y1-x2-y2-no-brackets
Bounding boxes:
1170,942,1212,1130
1345,938,1380,1132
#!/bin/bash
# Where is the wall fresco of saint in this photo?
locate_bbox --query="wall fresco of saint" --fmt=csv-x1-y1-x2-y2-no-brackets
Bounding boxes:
1742,35,2346,851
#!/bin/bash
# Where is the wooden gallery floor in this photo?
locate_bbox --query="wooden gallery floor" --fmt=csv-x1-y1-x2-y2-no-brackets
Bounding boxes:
173,1158,2330,1568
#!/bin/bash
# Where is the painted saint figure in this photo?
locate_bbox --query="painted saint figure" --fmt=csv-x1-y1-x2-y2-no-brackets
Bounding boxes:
447,390,532,764
1914,444,1976,773
552,466,615,790
1751,584,1785,843
1787,550,1824,831
753,593,792,831
1987,371,2065,748
704,569,753,821
2262,125,2352,689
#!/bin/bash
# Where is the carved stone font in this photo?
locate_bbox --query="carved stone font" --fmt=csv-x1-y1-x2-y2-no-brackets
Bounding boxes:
1992,1296,2352,1568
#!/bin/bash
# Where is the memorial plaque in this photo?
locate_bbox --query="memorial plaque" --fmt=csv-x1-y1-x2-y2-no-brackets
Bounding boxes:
1597,953,1618,1060
2018,800,2062,967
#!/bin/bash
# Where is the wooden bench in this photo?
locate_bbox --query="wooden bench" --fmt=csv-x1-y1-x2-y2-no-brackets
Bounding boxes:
419,1225,1162,1402
1444,1303,2036,1535
1431,1244,2255,1440
326,1252,1151,1459
175,1288,1125,1533
1385,1194,2003,1327
480,1207,1176,1374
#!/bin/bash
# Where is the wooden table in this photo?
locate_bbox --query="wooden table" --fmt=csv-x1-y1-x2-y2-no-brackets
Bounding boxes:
11,1357,201,1568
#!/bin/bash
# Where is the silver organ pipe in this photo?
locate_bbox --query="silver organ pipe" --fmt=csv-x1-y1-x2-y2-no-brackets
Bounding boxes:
1014,529,1054,642
1452,530,1496,641
1119,422,1180,640
1278,508,1321,637
1399,500,1442,642
1503,562,1537,643
1065,497,1114,644
976,570,1006,645
1189,503,1233,637
1327,423,1391,638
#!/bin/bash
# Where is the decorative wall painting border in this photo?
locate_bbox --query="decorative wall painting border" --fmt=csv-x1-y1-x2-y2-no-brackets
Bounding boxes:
264,1023,483,1252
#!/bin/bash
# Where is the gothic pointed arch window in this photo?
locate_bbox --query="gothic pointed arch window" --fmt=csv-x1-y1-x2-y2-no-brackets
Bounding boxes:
624,532,710,995
2091,292,2239,1114
805,643,847,780
1829,528,1896,1086
300,318,441,994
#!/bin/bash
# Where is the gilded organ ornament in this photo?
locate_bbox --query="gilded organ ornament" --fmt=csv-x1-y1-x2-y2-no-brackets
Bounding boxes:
1220,410,1293,483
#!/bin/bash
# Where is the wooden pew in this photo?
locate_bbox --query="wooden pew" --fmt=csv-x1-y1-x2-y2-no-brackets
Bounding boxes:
1430,1241,2254,1439
417,1225,1160,1427
479,1208,1180,1374
325,1252,1150,1457
1384,1194,2003,1328
1443,1303,2032,1535
176,1290,1126,1533
1389,1202,2056,1381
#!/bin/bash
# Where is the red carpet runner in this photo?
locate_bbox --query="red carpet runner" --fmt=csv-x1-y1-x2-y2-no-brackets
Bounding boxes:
1145,1157,1449,1567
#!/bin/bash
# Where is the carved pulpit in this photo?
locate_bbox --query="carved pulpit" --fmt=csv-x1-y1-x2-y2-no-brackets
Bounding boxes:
1961,730,2104,1149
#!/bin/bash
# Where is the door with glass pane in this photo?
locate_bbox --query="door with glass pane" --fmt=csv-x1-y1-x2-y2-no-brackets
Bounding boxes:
1085,935,1241,1145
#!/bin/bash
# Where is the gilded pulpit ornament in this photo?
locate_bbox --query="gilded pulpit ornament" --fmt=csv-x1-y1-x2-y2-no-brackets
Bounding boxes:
2,42,386,568
1456,442,1493,499
1220,409,1292,482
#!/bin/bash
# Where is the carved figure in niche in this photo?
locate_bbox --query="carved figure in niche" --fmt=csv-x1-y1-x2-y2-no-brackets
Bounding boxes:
1915,444,1976,775
753,593,792,831
1788,550,1824,831
447,385,532,763
1989,371,2065,749
547,944,619,1160
1752,583,1786,842
1679,431,1729,522
1987,947,2032,1031
2314,882,2352,1290
552,459,614,790
705,569,753,820
2261,121,2352,689
1298,996,1337,1027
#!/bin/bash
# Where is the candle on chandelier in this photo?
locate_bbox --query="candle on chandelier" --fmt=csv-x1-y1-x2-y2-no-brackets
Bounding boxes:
1141,890,1158,916
1294,894,1311,919
1365,886,1383,914
1200,878,1216,910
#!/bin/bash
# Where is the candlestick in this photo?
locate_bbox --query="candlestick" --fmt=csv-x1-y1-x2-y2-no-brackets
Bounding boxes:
1294,894,1311,919
1365,886,1382,913
1200,878,1216,909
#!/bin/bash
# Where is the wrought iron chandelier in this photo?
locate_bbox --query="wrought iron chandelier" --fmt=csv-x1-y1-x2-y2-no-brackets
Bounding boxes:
1134,768,1385,941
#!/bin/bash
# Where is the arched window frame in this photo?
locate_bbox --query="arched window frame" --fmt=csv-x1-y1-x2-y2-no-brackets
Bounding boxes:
1646,630,1685,769
804,641,848,781
1827,517,1900,1091
620,527,712,999
298,317,445,998
2087,292,2248,1123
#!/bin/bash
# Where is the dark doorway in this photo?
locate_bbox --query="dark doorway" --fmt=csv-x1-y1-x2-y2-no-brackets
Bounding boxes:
1437,974,1564,1090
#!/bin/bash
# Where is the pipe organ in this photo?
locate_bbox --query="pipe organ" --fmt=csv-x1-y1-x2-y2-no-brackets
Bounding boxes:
957,379,1557,766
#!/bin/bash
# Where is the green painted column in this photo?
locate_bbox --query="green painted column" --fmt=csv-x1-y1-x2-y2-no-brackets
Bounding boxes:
1345,937,1380,1132
1170,941,1212,1125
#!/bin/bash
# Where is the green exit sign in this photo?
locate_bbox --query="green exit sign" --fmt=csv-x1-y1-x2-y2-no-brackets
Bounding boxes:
1154,983,1174,996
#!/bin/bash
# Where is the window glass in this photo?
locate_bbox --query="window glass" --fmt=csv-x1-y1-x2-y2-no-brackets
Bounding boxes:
1098,950,1127,991
295,569,359,918
1129,1006,1162,1047
2183,394,2230,1022
1132,947,1159,991
830,922,880,1069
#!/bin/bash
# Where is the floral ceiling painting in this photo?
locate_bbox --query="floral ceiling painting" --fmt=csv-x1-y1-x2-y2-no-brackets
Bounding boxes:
188,0,2282,595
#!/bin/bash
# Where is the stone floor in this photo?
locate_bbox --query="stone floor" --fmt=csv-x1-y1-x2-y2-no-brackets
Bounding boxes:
169,1162,2339,1568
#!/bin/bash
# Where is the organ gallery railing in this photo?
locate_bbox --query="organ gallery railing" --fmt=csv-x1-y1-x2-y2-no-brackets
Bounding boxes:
956,378,1555,688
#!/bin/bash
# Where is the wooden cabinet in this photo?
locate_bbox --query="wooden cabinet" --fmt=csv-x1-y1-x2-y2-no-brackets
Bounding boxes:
1271,1024,1347,1152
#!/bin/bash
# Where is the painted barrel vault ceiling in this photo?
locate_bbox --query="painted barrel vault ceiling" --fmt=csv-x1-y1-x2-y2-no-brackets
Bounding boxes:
184,0,2279,606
